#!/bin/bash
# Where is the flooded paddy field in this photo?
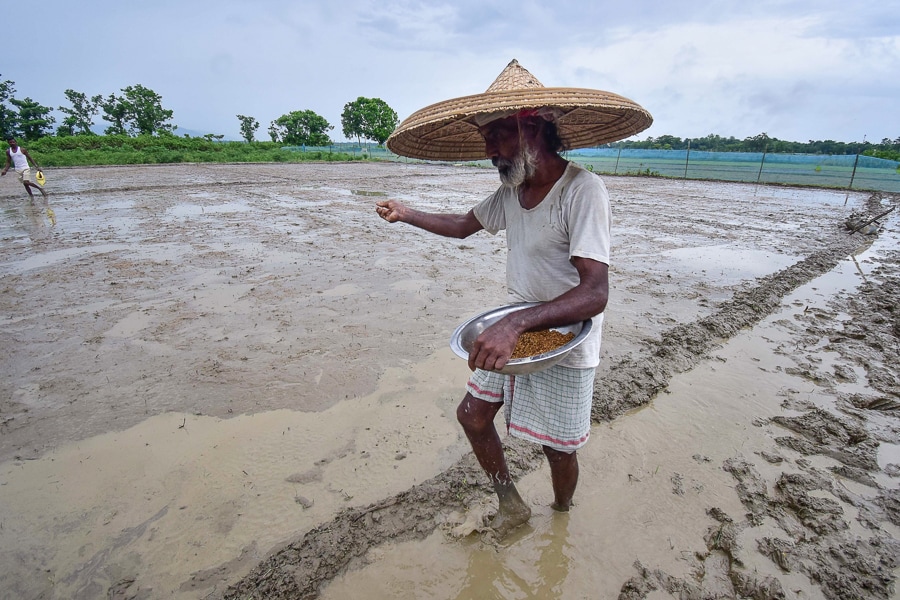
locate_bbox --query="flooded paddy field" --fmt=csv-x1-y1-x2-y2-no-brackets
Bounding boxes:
0,163,897,599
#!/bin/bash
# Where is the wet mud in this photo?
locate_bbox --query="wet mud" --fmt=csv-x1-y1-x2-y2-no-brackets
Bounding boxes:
1,164,898,599
225,191,900,600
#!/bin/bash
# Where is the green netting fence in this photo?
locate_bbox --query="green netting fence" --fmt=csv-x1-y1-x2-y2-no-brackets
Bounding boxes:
566,148,900,192
285,144,900,193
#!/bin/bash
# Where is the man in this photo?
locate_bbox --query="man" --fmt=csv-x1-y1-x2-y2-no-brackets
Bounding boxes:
377,60,652,537
2,137,48,202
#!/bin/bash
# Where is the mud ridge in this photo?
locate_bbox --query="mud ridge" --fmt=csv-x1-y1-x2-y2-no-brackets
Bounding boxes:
219,440,545,599
617,199,900,599
592,227,866,422
218,205,889,599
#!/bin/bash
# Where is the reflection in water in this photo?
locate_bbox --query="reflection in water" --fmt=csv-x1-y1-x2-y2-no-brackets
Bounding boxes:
454,515,572,600
1,195,57,242
20,198,56,240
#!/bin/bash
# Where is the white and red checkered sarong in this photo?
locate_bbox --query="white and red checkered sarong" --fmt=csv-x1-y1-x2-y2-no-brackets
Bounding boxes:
466,366,595,452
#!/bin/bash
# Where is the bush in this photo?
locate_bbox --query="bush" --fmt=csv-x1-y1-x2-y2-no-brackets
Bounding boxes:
26,135,371,166
864,148,900,162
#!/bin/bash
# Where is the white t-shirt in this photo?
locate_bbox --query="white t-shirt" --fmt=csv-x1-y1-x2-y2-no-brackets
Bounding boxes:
473,162,611,369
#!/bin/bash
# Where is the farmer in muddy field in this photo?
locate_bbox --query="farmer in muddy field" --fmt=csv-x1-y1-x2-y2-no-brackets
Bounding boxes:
376,59,652,537
2,137,49,203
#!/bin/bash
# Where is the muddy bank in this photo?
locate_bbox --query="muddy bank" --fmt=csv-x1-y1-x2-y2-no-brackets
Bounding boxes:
1,163,897,599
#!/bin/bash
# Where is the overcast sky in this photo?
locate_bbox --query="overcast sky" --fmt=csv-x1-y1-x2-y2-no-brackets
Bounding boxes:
6,0,898,144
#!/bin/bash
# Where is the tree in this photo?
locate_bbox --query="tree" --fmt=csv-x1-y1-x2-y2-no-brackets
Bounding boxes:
341,99,365,145
269,110,333,146
101,93,128,135
267,121,280,143
341,97,399,146
236,114,259,143
58,89,103,136
652,134,682,150
101,84,175,136
745,132,770,153
0,76,18,136
10,97,55,140
124,84,175,135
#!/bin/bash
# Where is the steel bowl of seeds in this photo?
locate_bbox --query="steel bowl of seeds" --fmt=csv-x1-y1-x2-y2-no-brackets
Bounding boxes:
449,302,593,375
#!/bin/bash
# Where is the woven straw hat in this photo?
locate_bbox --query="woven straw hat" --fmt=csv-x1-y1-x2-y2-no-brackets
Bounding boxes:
386,59,653,161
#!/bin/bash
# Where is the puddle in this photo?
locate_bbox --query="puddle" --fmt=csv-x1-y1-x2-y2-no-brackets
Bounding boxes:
878,443,900,471
104,200,136,210
319,282,364,297
390,278,432,293
278,198,334,208
0,349,472,600
351,190,387,197
662,244,798,279
754,187,862,206
168,202,250,217
0,244,129,275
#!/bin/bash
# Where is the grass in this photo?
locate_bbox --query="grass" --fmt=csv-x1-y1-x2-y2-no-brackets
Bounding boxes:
25,135,370,167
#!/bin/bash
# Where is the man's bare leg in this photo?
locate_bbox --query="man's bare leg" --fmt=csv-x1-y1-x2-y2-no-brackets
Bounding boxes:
543,445,578,511
26,181,46,198
457,393,531,536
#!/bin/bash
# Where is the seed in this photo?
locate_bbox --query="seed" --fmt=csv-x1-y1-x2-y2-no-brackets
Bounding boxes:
510,330,575,359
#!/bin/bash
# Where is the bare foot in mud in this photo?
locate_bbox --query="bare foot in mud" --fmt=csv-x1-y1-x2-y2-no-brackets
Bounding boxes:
489,484,531,540
550,501,571,512
485,481,533,539
490,504,531,540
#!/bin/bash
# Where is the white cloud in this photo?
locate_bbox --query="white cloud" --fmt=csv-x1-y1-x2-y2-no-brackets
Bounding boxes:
6,0,898,143
557,14,899,141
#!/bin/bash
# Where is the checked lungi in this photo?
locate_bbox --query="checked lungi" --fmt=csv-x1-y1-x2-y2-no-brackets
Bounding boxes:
466,365,595,452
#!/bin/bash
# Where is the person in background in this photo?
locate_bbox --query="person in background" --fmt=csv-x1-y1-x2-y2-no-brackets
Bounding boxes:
2,137,48,203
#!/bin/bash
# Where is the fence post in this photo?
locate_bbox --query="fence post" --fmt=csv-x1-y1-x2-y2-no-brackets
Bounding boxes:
683,140,691,179
614,147,621,174
756,144,768,184
848,153,860,189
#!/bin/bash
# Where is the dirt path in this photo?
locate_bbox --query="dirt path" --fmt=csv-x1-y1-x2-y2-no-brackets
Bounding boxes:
1,164,897,599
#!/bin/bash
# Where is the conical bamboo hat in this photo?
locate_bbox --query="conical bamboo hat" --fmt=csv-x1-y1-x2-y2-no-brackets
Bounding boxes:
386,59,653,161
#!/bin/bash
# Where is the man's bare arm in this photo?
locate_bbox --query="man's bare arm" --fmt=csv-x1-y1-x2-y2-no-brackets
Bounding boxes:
21,148,40,169
376,199,483,239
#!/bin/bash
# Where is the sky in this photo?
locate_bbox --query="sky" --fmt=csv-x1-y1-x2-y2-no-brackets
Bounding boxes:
6,0,899,144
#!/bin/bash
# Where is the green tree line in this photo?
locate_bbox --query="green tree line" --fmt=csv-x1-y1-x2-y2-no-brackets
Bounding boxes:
607,132,900,161
1,75,399,151
3,74,897,161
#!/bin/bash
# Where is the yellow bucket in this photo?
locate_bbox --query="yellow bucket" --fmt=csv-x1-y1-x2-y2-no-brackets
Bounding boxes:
35,170,46,186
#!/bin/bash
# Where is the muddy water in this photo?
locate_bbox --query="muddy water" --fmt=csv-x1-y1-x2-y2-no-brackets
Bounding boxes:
321,219,900,600
0,349,473,599
0,164,886,598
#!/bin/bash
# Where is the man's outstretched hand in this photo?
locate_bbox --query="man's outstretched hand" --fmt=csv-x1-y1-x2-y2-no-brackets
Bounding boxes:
375,200,408,223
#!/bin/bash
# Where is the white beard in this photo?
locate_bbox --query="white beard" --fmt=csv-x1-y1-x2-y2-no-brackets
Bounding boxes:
496,144,538,187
